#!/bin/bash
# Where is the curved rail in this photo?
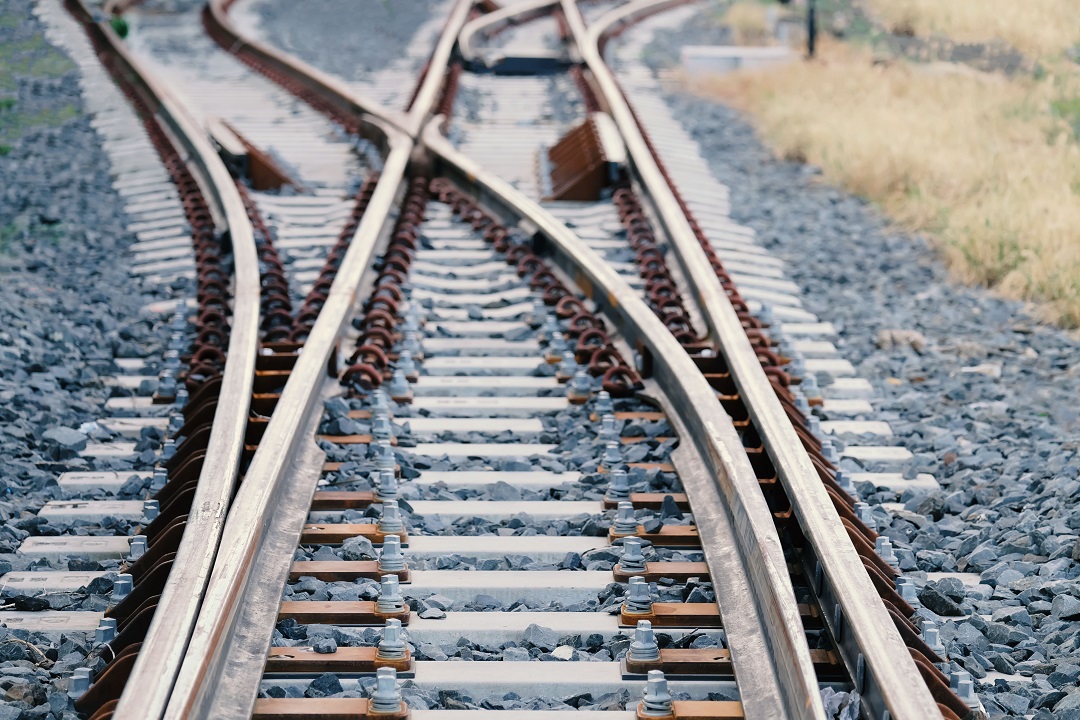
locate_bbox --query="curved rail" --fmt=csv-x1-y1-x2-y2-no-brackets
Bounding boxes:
160,3,474,718
459,0,559,63
574,2,944,718
421,117,818,719
63,3,261,720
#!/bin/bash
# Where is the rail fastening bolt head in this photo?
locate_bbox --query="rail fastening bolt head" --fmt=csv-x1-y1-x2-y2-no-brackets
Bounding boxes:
111,573,133,602
895,576,919,605
594,390,614,417
375,468,398,503
639,669,673,717
142,500,160,521
613,501,639,536
557,351,578,381
620,537,647,573
568,369,593,403
950,670,978,707
369,666,403,714
127,535,147,561
921,619,946,656
377,618,407,661
377,574,405,615
629,620,660,663
397,350,418,381
388,369,412,402
68,668,91,698
540,314,561,342
820,440,839,465
376,441,396,474
874,536,899,567
378,500,405,535
379,534,406,573
600,413,619,441
602,440,623,467
623,576,653,616
95,618,117,644
372,412,393,443
605,467,631,502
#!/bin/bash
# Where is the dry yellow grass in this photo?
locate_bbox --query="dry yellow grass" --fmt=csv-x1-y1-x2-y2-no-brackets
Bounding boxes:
863,0,1079,60
693,40,1080,325
722,1,773,47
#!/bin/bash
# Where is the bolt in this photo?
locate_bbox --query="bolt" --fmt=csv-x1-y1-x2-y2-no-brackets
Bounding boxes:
163,349,181,370
567,369,593,403
540,314,561,343
371,389,390,416
613,501,639,536
111,573,133,601
546,331,568,363
128,535,147,561
601,441,623,472
854,502,875,529
377,575,405,615
160,439,177,461
174,385,189,410
594,390,614,417
528,299,547,327
788,353,806,378
402,331,422,360
167,413,183,435
369,666,403,714
921,619,945,657
950,670,978,708
807,415,822,438
158,374,177,398
801,374,822,400
94,618,117,644
371,412,393,443
68,668,91,698
376,618,407,660
387,369,412,403
375,469,398,503
376,441,396,475
639,669,673,717
604,468,631,502
378,500,405,535
599,414,619,442
895,577,918,605
557,351,578,382
623,576,653,615
820,440,839,465
629,619,660,663
151,468,168,492
379,535,406,573
169,313,187,332
791,388,811,415
620,537,647,573
397,350,418,382
875,536,899,567
143,500,160,521
835,470,855,495
757,303,774,326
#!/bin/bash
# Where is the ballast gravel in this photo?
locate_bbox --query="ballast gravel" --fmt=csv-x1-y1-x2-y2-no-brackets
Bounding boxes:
638,14,1080,719
251,0,447,81
0,2,184,716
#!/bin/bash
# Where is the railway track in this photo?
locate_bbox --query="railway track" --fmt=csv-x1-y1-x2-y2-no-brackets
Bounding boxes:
25,1,986,719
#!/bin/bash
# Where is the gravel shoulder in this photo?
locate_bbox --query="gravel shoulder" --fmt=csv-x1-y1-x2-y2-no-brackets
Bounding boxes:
248,0,446,80
638,15,1080,720
0,2,172,715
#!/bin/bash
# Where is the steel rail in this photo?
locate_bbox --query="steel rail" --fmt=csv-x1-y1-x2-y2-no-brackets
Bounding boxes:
574,2,945,718
459,0,560,63
159,3,475,718
62,3,261,720
422,117,816,720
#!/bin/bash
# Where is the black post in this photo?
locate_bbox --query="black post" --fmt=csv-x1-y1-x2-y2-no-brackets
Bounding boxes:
807,0,817,58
